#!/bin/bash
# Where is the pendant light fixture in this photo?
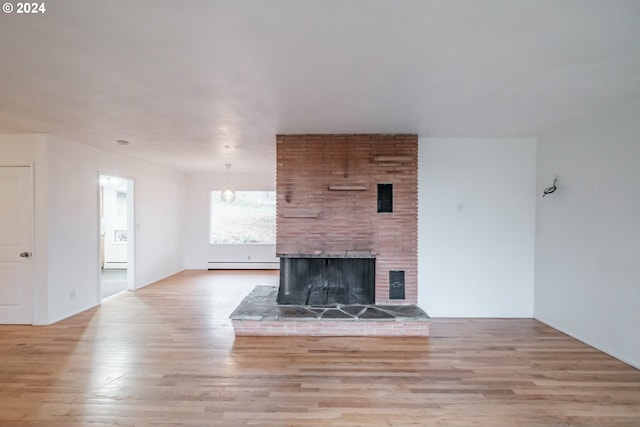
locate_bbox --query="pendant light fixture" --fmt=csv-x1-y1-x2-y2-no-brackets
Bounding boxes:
220,163,236,202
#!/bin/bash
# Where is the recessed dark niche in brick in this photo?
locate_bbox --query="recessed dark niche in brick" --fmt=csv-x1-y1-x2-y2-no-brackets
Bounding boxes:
377,183,393,213
389,270,405,300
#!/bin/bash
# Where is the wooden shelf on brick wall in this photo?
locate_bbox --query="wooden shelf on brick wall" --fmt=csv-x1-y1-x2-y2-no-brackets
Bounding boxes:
281,210,320,218
327,185,368,191
372,156,413,162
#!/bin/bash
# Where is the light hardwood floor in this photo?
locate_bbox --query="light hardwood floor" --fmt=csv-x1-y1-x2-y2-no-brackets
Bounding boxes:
1,270,639,426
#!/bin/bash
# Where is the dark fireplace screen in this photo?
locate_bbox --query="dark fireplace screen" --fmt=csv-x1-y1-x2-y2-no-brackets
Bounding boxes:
277,257,375,305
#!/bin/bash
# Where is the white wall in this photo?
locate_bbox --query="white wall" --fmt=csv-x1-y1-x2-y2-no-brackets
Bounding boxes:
418,137,537,317
1,133,186,324
535,106,640,368
46,135,186,323
184,172,278,269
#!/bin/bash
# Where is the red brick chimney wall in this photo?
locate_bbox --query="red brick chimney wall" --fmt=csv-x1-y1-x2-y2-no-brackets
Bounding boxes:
276,134,418,304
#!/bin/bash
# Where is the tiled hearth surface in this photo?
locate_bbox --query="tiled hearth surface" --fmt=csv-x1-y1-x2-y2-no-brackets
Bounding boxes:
230,286,430,337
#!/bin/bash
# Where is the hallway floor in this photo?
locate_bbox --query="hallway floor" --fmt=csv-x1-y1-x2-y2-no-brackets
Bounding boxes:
100,268,127,299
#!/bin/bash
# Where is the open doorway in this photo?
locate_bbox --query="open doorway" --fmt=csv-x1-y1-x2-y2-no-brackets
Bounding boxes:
99,175,134,299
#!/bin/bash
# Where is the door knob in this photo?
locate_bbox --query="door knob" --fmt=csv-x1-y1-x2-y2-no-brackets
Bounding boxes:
19,251,31,258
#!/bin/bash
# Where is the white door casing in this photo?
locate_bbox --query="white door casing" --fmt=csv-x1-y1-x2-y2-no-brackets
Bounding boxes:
0,166,33,324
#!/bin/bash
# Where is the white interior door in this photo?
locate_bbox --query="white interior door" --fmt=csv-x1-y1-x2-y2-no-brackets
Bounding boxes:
0,166,33,324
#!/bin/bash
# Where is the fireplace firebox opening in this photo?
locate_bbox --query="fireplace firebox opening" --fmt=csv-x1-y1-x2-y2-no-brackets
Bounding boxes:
277,256,375,306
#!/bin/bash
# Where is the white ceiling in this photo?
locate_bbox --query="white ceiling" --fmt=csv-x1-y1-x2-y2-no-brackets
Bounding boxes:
1,0,639,174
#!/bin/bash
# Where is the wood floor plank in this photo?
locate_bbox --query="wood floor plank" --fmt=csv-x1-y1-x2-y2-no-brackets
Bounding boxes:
1,270,639,426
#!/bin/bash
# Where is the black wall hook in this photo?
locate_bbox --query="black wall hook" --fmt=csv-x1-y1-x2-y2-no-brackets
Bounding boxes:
543,178,558,197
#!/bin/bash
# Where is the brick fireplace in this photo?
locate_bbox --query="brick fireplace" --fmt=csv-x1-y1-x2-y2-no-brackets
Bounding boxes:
276,133,418,304
230,134,429,336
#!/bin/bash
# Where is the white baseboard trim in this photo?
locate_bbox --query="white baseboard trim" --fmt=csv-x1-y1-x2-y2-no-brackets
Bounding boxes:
37,301,101,325
534,316,640,370
104,262,128,269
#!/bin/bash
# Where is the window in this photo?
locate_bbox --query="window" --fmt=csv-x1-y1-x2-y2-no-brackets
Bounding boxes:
210,191,276,244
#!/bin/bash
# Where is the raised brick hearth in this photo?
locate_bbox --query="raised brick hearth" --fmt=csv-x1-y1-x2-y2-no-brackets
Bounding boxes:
231,286,430,337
